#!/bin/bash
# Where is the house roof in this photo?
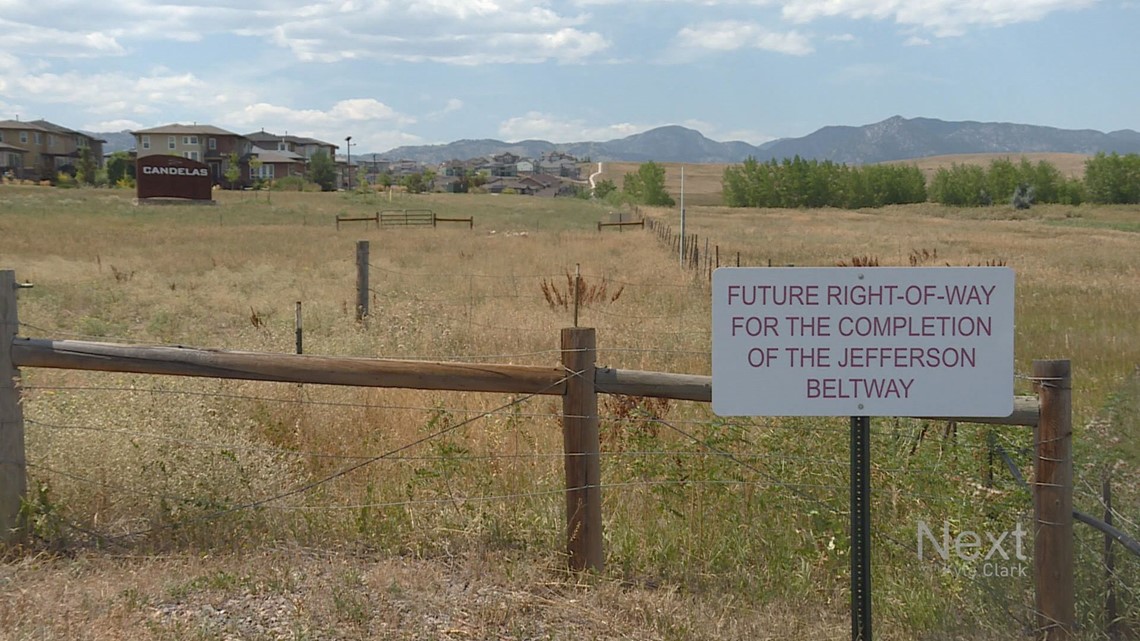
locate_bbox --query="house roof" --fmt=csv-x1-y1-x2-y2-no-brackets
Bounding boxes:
0,142,28,153
132,123,241,136
245,130,337,148
27,119,108,143
247,146,304,163
0,120,54,132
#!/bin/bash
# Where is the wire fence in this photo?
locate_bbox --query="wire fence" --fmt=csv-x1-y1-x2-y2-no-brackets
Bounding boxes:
9,261,1139,639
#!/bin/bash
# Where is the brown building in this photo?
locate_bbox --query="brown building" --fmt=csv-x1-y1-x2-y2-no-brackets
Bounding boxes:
0,119,105,181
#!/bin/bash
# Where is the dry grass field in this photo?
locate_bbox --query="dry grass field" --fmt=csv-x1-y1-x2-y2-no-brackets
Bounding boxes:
1,183,1137,640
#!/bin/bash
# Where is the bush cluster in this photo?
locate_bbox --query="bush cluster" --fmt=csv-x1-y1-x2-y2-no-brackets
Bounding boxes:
1084,152,1140,204
722,152,1140,209
722,156,927,209
928,157,1085,207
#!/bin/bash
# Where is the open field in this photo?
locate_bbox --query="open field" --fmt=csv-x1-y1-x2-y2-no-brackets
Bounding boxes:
1,184,1138,639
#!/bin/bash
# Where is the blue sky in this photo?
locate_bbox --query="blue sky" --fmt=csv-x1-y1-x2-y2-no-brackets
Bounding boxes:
1,0,1137,154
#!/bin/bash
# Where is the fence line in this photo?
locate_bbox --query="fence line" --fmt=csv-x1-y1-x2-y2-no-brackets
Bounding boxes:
3,268,1090,638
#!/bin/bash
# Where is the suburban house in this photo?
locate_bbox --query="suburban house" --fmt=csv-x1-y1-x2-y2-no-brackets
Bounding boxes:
132,124,253,187
245,130,337,162
0,119,105,181
537,151,582,179
484,173,576,197
246,132,341,185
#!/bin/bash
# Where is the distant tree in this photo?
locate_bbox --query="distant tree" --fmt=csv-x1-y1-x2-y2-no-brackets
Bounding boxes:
929,163,989,206
378,172,392,189
623,161,674,206
1084,152,1140,204
355,165,370,193
593,178,617,199
986,158,1020,203
76,147,98,186
401,172,427,194
106,151,134,186
307,150,337,191
224,152,241,189
249,155,265,189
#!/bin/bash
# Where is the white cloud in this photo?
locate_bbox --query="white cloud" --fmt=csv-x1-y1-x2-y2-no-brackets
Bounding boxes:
223,99,415,128
498,112,647,142
904,36,932,46
426,98,465,119
5,68,209,114
220,98,420,152
780,0,1097,37
0,19,125,57
675,21,814,56
827,33,857,42
1,2,608,65
83,119,145,132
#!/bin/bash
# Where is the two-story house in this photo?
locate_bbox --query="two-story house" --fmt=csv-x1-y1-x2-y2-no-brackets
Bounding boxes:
537,151,582,179
132,124,253,187
244,130,340,184
245,130,338,162
0,119,105,180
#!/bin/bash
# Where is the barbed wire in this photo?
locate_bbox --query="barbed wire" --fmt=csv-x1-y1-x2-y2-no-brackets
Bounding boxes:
83,372,575,542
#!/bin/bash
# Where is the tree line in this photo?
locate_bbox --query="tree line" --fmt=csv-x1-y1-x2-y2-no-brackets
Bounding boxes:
714,152,1140,209
722,157,927,208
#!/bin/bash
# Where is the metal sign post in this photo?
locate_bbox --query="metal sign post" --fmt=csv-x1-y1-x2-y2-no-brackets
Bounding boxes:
711,266,1016,641
850,415,872,641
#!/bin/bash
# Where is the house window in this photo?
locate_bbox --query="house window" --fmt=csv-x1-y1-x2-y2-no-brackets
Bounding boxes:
34,133,42,144
208,138,216,150
277,142,287,151
19,132,27,144
250,164,274,179
168,136,176,149
141,135,150,150
183,136,198,145
183,151,200,161
76,136,85,147
47,135,55,148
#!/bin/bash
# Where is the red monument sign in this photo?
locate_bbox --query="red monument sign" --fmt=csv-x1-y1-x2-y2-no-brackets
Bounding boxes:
136,155,213,201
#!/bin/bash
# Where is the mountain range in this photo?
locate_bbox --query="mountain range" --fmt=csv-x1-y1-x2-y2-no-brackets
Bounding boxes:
93,116,1140,165
376,116,1140,165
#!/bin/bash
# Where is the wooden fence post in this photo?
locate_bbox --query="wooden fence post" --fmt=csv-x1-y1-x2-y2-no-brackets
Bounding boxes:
561,327,603,572
0,270,27,544
1033,359,1074,640
355,240,369,321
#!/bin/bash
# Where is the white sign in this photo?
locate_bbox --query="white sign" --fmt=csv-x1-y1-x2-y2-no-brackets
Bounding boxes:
712,267,1014,417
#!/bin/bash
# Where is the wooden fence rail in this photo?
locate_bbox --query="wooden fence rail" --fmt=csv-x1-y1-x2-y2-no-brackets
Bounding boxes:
336,211,474,230
335,212,379,230
0,268,1075,637
597,220,644,232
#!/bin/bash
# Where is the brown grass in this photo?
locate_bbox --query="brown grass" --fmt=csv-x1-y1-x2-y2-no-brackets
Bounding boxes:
2,184,1137,639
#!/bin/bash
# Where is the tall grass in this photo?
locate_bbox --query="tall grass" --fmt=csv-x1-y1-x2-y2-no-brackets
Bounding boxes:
2,185,1137,639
